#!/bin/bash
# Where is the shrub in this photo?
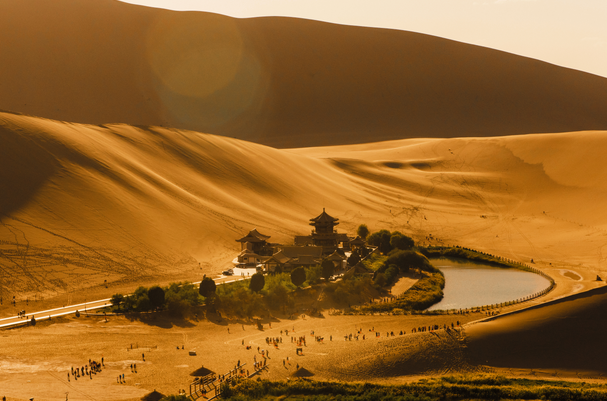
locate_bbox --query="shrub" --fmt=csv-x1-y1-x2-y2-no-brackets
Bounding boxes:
305,265,323,285
148,286,165,311
367,229,393,254
347,252,361,267
390,232,415,250
249,272,265,293
386,250,436,273
321,259,335,281
291,267,306,287
165,282,202,318
199,277,216,298
110,293,124,307
357,224,370,239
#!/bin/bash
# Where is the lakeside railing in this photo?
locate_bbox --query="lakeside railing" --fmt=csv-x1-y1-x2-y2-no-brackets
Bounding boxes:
345,245,556,316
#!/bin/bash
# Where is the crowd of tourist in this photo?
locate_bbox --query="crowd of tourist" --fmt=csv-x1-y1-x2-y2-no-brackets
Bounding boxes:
68,358,104,382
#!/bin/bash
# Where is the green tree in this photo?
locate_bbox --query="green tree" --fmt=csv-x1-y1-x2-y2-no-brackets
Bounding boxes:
147,286,165,311
386,250,436,273
291,267,306,287
132,286,151,312
368,229,393,254
249,272,265,292
390,232,415,250
306,265,323,284
357,224,370,240
199,277,216,298
347,252,361,267
110,293,124,307
374,272,387,287
165,282,202,318
321,259,335,281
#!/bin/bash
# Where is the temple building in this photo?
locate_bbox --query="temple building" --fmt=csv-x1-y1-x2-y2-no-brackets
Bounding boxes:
236,229,274,255
234,229,276,269
294,209,351,255
233,210,366,272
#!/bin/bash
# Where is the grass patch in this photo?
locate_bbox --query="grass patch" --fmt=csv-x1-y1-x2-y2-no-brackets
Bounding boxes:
361,271,445,313
362,252,387,272
219,375,607,400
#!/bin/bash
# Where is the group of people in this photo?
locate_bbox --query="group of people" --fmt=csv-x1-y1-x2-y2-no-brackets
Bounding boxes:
68,358,104,382
265,336,282,346
292,335,307,346
411,321,460,333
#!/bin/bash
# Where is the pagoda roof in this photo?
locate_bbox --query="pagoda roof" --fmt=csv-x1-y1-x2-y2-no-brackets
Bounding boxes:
238,249,259,256
291,255,322,266
309,208,339,224
236,228,271,243
327,251,346,261
349,236,366,246
280,246,323,259
264,251,291,265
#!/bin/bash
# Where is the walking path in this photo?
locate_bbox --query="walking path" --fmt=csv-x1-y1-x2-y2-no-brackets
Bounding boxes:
0,276,247,329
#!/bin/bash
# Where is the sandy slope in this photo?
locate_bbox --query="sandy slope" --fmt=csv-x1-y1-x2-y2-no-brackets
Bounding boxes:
1,110,607,313
2,0,607,147
463,285,607,375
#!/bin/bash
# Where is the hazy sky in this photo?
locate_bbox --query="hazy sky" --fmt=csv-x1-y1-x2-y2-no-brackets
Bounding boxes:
120,0,607,79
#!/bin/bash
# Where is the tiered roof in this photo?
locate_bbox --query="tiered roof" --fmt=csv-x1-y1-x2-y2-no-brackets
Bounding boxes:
309,208,339,225
349,236,366,246
265,251,291,265
326,250,346,261
236,228,271,243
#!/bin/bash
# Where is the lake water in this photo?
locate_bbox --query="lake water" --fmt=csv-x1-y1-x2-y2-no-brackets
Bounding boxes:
427,257,551,310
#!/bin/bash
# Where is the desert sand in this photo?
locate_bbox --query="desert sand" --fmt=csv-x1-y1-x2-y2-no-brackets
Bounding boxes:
2,110,607,308
2,109,607,398
2,1,607,398
2,0,607,147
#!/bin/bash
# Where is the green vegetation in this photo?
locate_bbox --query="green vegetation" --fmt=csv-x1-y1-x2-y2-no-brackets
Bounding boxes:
305,265,323,286
218,375,607,401
367,229,393,254
165,282,202,318
110,282,203,317
249,272,265,292
357,223,369,239
214,273,297,318
363,271,445,313
290,267,306,287
199,276,217,298
367,229,415,255
148,285,165,311
324,275,376,305
373,250,437,287
390,232,415,250
321,259,334,281
362,252,387,272
346,252,361,267
420,246,520,269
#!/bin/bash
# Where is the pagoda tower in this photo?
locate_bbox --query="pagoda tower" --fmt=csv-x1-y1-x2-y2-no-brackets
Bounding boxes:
309,208,340,251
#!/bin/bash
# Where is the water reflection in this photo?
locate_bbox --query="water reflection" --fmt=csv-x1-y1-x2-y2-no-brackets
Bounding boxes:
427,257,551,310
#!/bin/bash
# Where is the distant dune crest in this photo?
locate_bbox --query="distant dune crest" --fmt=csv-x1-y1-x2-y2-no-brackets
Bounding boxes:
1,0,607,147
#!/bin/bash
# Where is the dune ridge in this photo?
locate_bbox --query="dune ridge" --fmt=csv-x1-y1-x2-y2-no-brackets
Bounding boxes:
1,110,607,305
1,0,607,147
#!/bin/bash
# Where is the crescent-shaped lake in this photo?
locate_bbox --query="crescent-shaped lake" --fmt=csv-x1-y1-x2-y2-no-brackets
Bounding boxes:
427,257,551,311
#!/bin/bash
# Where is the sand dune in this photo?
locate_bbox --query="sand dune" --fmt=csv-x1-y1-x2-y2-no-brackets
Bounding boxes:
464,285,607,374
2,0,607,147
1,110,607,308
